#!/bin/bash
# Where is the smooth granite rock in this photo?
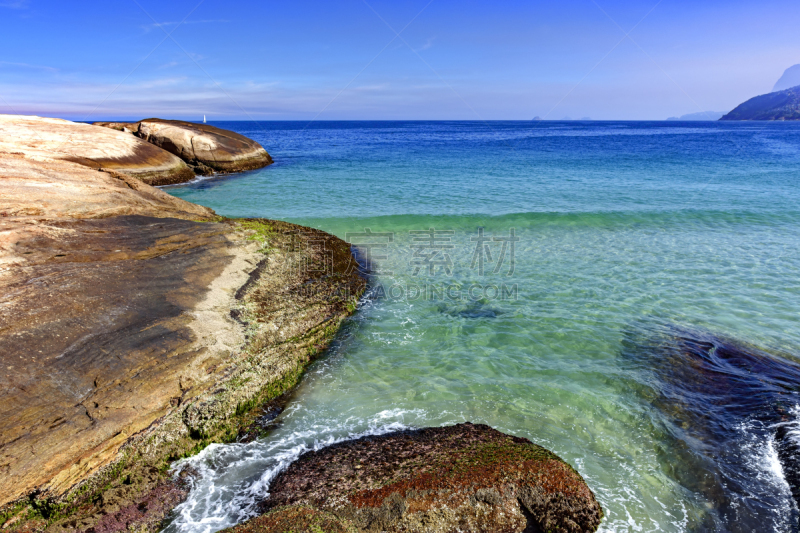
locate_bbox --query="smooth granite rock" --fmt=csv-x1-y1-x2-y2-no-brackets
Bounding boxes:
0,115,195,185
92,121,140,134
234,423,603,533
0,118,364,532
132,119,273,174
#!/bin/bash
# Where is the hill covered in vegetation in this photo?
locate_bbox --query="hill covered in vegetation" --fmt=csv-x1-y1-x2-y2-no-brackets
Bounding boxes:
721,85,800,121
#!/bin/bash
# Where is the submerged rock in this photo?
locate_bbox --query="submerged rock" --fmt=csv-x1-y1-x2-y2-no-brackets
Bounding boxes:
439,300,505,319
622,324,800,531
232,423,603,533
0,114,195,185
98,118,274,174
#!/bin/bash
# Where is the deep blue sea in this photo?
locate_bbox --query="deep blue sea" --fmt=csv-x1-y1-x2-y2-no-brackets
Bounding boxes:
164,121,800,532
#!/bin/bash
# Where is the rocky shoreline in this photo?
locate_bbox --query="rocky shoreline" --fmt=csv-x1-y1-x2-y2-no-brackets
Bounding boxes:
0,210,366,531
0,115,362,531
1,115,602,533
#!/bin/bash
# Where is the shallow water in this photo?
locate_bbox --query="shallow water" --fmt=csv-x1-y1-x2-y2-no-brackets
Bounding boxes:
164,121,800,532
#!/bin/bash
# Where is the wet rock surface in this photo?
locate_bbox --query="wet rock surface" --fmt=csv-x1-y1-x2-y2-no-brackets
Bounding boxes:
0,115,194,185
622,324,800,532
238,423,603,533
97,118,273,174
225,506,357,533
76,473,191,533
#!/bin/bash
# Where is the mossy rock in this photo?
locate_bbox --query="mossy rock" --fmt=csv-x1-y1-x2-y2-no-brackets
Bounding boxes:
242,423,603,533
223,506,357,533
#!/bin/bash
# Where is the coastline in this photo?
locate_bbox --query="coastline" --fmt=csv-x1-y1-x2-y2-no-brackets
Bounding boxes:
1,116,606,533
0,115,364,532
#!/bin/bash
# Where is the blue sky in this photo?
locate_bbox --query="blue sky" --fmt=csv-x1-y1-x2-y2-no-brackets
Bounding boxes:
0,0,798,120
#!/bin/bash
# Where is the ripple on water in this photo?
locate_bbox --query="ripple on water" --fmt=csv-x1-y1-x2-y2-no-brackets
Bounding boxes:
163,121,800,533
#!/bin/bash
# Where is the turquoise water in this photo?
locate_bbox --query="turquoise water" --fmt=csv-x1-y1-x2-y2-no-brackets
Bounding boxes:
164,121,800,532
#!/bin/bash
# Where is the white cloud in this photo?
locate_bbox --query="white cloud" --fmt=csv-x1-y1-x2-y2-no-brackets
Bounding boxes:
0,0,29,9
141,19,230,32
0,61,57,72
413,37,436,53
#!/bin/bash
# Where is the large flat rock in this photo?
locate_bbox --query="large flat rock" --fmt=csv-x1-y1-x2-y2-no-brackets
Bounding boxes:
0,214,240,505
0,115,195,185
0,146,232,507
0,151,211,224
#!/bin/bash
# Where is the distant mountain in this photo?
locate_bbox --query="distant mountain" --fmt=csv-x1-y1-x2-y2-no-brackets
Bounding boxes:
773,64,800,92
720,85,800,121
666,111,725,121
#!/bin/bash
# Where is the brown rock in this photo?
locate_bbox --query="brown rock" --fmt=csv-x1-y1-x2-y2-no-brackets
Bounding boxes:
224,506,357,533
0,213,238,507
0,215,364,521
0,114,194,185
0,118,365,532
92,122,140,134
134,118,273,173
248,423,604,533
0,150,212,224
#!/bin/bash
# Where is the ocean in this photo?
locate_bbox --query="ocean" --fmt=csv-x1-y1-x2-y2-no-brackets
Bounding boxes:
163,120,800,532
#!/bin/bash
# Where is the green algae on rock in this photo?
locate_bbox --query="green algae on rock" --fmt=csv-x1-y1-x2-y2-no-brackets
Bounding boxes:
224,506,358,533
233,423,603,533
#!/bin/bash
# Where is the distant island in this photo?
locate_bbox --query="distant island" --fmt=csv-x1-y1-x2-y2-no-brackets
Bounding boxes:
720,85,800,121
666,111,725,121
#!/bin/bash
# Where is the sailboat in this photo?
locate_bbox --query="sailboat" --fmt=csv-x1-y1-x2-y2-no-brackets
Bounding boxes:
203,115,206,123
